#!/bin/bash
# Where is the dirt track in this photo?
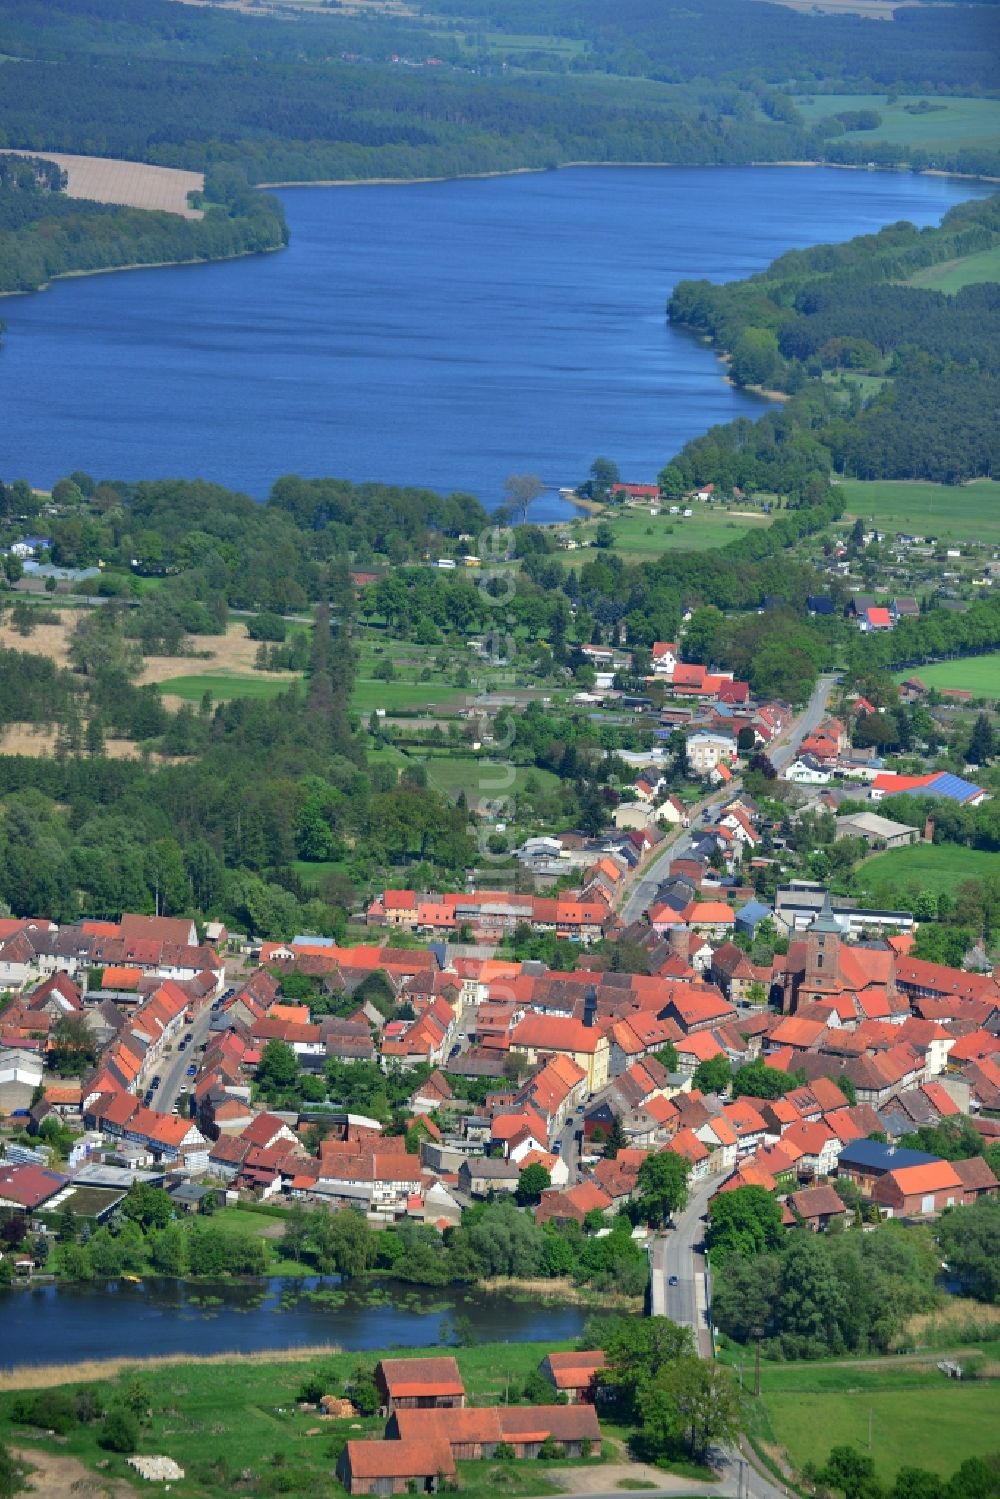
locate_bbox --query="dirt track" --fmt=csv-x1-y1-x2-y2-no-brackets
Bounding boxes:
11,1447,134,1498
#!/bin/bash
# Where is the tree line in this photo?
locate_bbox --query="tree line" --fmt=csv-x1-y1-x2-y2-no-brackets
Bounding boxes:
667,194,1000,487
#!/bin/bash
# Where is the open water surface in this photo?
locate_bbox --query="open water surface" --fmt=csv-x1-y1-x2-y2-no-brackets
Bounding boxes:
0,166,987,517
0,1276,588,1367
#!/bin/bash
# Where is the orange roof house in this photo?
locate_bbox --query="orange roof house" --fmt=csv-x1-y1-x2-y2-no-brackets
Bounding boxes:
539,1350,606,1404
336,1437,455,1494
871,1160,964,1216
374,1357,466,1412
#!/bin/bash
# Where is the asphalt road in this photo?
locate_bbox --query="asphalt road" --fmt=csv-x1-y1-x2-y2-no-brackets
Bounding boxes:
618,673,838,926
647,1177,793,1499
768,673,838,772
152,998,216,1115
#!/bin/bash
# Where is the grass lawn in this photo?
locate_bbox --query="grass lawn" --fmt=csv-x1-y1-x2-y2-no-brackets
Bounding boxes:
350,677,465,713
564,506,772,564
424,754,561,802
836,477,1000,545
858,842,998,898
755,1359,1000,1483
791,93,1000,152
0,1341,579,1499
156,672,301,702
291,858,353,890
907,245,1000,294
892,652,1000,695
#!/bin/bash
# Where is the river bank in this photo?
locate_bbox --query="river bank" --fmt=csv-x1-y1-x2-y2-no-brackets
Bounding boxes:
257,158,1000,190
0,242,284,301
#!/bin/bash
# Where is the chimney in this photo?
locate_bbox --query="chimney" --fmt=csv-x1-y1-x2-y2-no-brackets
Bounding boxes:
923,816,935,844
583,985,598,1029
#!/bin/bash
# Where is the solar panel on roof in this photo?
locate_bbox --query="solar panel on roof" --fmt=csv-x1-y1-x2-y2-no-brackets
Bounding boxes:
926,772,980,803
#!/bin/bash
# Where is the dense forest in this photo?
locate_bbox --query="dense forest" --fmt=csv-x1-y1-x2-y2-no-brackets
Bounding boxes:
0,0,997,187
0,157,286,295
666,194,1000,487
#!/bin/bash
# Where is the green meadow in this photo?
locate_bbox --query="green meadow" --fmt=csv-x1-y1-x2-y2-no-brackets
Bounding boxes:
907,245,1000,294
836,477,1000,545
754,1357,1000,1484
157,672,301,702
792,93,1000,152
564,505,773,564
859,842,999,899
892,653,1000,696
0,1341,587,1499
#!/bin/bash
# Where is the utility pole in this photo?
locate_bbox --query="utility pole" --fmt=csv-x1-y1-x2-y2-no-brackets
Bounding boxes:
868,1408,873,1451
754,1334,761,1398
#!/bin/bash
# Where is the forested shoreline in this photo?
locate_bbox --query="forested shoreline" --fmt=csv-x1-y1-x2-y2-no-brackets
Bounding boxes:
0,0,997,300
666,193,1000,489
0,158,286,296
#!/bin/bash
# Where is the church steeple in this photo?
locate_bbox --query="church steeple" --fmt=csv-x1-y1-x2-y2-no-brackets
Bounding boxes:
802,890,842,999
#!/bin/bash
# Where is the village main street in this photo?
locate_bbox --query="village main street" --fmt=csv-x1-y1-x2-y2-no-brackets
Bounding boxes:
619,672,838,925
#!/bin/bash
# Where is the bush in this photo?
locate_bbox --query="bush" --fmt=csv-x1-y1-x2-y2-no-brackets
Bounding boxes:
10,1389,78,1435
247,611,287,642
538,1438,565,1460
99,1408,139,1453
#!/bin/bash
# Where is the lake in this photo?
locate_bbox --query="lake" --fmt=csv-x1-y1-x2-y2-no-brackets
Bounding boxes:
0,1277,588,1369
0,166,987,517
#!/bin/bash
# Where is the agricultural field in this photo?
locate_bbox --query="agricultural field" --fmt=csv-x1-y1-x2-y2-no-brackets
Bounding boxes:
753,1355,1000,1484
836,477,1000,546
791,94,1000,153
30,151,204,218
907,245,1000,294
858,842,999,899
892,652,1000,695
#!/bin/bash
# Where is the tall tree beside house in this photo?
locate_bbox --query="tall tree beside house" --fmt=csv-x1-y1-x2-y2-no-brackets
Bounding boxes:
692,1054,732,1095
516,1162,552,1206
633,1151,690,1227
968,713,995,767
638,1357,743,1465
706,1186,784,1264
49,1013,98,1077
604,1115,627,1160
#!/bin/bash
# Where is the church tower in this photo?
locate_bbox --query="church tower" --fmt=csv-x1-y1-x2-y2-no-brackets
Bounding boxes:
800,891,843,1006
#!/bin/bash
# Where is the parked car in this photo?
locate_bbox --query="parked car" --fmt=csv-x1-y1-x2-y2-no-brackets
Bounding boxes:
186,1064,197,1076
668,1274,679,1286
150,1075,161,1088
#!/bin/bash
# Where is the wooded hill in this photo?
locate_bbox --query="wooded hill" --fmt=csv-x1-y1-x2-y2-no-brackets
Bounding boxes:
667,194,1000,487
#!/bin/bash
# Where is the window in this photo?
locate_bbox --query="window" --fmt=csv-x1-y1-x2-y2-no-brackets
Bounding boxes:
816,954,824,970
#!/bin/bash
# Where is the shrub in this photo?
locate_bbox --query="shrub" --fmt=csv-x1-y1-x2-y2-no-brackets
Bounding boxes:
538,1438,565,1460
10,1390,78,1435
98,1408,138,1453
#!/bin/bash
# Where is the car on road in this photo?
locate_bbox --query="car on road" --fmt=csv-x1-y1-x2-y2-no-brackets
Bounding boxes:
150,1075,161,1088
668,1274,679,1286
186,1063,197,1076
178,1040,187,1052
143,1090,154,1106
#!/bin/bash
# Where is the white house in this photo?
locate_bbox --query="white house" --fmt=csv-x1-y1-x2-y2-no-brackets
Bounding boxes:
650,642,678,679
784,755,832,785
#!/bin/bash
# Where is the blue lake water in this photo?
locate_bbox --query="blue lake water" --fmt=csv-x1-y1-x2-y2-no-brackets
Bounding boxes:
0,166,987,517
0,1277,588,1368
